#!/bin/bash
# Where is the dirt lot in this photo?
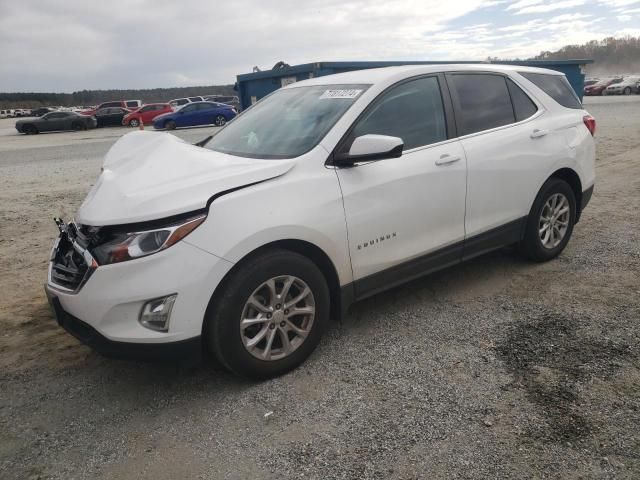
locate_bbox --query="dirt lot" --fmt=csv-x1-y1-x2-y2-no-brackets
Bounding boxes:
1,97,639,479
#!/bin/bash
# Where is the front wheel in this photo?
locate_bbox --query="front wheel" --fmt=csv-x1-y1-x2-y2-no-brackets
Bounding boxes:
205,250,330,379
520,178,576,262
214,115,226,127
165,120,176,130
623,87,631,95
129,118,140,127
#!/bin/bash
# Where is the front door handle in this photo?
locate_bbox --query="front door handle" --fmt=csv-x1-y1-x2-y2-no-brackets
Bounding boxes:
435,154,461,166
530,129,549,139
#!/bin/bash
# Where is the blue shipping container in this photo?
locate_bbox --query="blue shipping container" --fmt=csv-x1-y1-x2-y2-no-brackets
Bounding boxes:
236,59,593,110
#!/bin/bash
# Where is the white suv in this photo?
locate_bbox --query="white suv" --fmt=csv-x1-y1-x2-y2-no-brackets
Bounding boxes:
45,65,595,378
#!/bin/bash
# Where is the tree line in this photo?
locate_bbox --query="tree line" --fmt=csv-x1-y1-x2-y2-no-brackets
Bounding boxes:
0,85,236,109
532,35,640,75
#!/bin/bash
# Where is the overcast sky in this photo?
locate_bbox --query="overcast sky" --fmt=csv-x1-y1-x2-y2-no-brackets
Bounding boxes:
0,0,638,92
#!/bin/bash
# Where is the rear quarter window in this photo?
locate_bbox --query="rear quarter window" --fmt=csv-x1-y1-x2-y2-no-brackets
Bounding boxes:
519,72,582,109
506,79,538,121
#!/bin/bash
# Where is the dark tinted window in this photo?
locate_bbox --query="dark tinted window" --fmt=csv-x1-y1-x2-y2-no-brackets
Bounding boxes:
349,76,447,150
125,101,139,107
198,103,214,110
507,79,538,121
181,104,197,113
449,74,515,135
519,72,582,109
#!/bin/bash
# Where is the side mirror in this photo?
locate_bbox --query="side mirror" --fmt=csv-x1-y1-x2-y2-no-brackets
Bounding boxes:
333,134,404,167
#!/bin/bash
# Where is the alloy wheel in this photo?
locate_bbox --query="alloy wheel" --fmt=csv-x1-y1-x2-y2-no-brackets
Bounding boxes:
240,275,315,361
539,193,570,249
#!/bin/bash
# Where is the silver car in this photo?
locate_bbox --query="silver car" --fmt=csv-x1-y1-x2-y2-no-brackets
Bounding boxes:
605,76,640,95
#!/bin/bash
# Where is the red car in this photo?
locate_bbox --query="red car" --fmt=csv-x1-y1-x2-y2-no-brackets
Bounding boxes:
81,100,142,116
122,103,173,127
584,78,622,96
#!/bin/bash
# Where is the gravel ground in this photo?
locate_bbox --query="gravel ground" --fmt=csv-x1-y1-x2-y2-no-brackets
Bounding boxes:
0,96,639,479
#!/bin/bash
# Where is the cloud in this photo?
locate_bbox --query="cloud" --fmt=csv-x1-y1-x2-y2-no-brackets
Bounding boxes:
0,0,638,92
512,0,587,14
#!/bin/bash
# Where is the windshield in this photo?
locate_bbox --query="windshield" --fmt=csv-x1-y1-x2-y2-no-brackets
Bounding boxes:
206,84,369,159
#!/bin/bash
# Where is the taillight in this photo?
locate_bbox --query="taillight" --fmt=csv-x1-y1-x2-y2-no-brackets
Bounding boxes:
583,115,596,136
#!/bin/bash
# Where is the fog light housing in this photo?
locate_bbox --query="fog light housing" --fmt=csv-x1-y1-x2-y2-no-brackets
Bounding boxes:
139,294,177,332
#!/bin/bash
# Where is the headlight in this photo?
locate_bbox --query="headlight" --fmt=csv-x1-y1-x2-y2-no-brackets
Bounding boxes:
91,214,206,265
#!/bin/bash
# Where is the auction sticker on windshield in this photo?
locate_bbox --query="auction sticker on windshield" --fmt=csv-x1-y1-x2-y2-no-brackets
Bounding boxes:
319,89,363,99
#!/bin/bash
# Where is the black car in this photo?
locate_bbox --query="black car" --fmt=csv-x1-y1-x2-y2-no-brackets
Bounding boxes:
30,107,56,117
95,107,131,127
15,111,97,134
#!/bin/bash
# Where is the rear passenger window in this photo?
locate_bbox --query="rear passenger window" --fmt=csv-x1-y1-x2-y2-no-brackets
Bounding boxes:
507,79,538,121
448,74,515,135
519,72,582,109
349,76,447,150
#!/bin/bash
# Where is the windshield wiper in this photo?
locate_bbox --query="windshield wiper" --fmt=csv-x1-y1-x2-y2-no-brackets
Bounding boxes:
194,135,214,148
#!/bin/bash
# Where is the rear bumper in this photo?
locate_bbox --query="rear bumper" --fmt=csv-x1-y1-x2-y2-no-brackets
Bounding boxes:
46,290,202,363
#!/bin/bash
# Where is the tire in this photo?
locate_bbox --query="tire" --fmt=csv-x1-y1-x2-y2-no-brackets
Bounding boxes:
520,178,576,262
129,118,139,127
23,124,38,135
71,121,84,131
623,87,631,95
165,120,176,130
214,115,226,127
205,249,330,379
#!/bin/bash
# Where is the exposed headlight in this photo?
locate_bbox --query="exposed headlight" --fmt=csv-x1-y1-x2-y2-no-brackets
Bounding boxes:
91,214,206,265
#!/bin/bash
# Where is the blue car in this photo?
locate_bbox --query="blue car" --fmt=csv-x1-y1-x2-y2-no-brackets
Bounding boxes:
153,101,236,130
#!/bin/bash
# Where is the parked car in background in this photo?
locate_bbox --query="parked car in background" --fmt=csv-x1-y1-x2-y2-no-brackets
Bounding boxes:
16,111,97,134
604,76,640,95
0,110,9,118
95,107,131,127
82,100,141,116
45,65,595,378
122,103,173,127
204,95,241,110
584,78,599,87
584,78,623,96
5,110,16,118
31,107,57,117
153,101,236,130
168,96,205,108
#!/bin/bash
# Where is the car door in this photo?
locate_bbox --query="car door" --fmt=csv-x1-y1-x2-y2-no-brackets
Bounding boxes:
176,104,196,126
43,112,65,131
446,72,563,259
334,75,467,297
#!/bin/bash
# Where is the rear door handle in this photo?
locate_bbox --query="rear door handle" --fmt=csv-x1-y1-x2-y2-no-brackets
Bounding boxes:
530,129,548,139
435,154,461,166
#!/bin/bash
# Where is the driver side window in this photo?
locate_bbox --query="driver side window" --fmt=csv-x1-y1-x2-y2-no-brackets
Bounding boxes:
347,76,447,151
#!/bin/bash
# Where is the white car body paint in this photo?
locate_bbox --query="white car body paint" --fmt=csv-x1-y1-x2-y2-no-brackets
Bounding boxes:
46,64,596,350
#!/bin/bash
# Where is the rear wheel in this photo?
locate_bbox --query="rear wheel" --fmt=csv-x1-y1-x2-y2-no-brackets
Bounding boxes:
623,87,631,95
214,115,226,127
129,118,140,127
205,249,329,379
520,178,576,262
71,121,84,131
165,120,176,130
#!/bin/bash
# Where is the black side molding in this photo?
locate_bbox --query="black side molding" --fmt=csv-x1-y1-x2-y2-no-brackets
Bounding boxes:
576,185,593,223
342,216,527,307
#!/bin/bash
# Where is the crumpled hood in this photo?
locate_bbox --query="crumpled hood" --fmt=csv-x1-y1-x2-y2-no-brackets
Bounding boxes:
76,130,295,226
